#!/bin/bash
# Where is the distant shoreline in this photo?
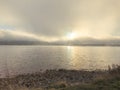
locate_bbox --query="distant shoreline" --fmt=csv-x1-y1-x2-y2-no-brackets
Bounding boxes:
1,44,120,47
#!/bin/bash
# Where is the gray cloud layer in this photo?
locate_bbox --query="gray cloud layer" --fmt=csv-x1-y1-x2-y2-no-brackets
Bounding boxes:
0,0,120,42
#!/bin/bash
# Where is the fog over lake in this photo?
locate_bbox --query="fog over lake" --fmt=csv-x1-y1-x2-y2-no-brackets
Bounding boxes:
0,46,120,77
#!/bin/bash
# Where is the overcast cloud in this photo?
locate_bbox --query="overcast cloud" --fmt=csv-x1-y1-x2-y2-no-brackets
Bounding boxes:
0,0,120,42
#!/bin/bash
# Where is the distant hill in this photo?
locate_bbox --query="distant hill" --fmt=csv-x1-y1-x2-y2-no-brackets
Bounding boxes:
1,37,120,46
0,40,48,45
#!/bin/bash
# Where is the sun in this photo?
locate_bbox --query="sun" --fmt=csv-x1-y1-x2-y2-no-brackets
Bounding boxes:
67,32,77,40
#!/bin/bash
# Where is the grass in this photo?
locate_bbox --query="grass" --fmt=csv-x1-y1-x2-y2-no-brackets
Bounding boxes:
60,77,120,90
0,65,120,90
47,65,120,90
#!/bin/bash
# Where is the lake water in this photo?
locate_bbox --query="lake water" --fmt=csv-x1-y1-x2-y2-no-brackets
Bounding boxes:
0,45,120,77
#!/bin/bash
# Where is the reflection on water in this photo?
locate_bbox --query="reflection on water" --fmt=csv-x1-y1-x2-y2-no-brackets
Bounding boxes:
0,46,120,77
66,46,112,70
67,46,82,69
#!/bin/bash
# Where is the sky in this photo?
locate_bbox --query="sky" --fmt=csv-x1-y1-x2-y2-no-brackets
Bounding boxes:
0,0,120,42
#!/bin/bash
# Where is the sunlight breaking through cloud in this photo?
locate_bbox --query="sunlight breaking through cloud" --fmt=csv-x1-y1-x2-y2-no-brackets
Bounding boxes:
0,0,120,43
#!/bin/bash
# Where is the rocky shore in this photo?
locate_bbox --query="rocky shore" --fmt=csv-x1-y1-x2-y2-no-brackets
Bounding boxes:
0,65,120,90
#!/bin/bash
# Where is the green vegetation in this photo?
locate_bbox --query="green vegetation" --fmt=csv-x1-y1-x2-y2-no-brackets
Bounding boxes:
58,77,120,90
0,65,120,90
46,65,120,90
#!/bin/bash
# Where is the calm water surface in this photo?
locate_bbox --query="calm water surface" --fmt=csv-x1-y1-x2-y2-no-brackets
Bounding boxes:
0,45,120,77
